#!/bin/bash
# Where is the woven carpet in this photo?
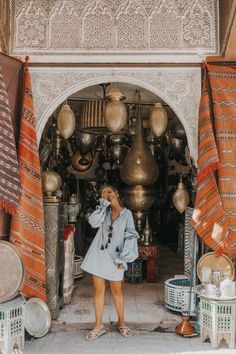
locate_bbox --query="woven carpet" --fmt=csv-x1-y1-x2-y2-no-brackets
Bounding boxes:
0,68,21,215
10,57,47,301
192,64,236,258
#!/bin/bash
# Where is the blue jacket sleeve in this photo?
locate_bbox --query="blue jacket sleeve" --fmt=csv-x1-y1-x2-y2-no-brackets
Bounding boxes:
115,210,139,269
88,198,110,228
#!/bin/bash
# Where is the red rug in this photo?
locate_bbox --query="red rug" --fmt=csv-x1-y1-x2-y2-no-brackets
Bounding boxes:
10,57,47,301
192,64,236,258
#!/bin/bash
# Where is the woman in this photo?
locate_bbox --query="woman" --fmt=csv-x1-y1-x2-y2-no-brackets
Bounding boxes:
81,185,139,341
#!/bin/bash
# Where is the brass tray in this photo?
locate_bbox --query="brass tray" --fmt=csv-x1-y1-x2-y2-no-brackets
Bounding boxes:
0,241,24,303
197,252,235,282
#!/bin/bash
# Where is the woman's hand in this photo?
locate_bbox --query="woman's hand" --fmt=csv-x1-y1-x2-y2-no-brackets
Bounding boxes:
113,260,125,270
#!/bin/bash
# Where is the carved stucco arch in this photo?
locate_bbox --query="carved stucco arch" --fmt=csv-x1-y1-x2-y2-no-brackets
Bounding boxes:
31,67,200,163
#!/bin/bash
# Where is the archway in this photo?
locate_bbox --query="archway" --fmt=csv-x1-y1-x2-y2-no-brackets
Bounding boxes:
40,79,196,328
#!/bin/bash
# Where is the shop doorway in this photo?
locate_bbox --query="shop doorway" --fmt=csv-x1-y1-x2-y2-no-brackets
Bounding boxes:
39,82,196,327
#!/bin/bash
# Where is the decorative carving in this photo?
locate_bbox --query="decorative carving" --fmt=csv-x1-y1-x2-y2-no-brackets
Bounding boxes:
182,3,212,48
10,0,219,58
116,0,147,48
82,1,114,48
16,2,47,48
30,67,200,163
149,2,179,48
49,1,81,48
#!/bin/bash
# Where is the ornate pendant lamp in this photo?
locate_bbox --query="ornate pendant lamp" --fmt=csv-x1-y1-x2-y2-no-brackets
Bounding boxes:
57,102,76,139
104,87,127,133
120,98,159,185
150,102,168,137
173,174,190,213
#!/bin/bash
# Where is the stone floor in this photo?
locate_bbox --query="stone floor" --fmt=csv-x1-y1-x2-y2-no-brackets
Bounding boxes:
24,246,234,353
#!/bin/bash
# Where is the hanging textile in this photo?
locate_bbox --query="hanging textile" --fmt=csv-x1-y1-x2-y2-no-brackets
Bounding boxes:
0,68,21,215
10,57,47,301
192,63,236,258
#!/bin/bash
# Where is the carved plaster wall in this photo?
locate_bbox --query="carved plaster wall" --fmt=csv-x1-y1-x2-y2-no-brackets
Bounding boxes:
31,66,201,163
10,0,219,62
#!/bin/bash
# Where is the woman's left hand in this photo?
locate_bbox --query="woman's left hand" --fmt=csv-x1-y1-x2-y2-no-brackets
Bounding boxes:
114,261,125,270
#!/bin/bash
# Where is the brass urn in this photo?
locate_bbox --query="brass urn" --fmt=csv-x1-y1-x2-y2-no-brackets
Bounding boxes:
120,102,159,185
104,88,127,133
57,103,76,139
42,170,62,197
173,176,190,213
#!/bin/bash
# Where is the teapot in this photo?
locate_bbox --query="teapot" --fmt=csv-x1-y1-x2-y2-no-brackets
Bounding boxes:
220,276,235,297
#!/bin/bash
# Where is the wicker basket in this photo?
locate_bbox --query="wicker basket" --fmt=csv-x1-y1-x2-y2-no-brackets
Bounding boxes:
74,255,84,279
0,295,25,354
165,277,196,315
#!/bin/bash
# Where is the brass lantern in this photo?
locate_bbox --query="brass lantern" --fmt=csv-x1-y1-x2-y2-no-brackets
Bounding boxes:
120,100,159,185
150,102,168,137
104,88,127,133
57,103,76,139
173,175,190,213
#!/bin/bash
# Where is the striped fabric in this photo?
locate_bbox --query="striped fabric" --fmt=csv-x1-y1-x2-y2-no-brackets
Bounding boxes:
10,57,47,301
192,64,236,257
0,68,21,215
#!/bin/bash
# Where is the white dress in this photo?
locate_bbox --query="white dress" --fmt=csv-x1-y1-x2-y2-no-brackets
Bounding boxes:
81,198,139,281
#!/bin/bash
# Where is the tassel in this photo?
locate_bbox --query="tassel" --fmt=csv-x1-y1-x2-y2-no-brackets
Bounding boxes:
116,246,120,252
100,245,104,250
105,243,108,249
108,238,111,243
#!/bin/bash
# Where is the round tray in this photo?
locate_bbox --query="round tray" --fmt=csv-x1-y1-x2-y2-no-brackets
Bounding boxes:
196,285,236,301
197,252,235,282
0,241,24,303
25,298,51,338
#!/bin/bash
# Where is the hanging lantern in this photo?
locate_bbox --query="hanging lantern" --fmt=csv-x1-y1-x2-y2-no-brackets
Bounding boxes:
173,175,190,213
150,102,168,137
57,103,76,139
104,88,127,133
120,99,159,185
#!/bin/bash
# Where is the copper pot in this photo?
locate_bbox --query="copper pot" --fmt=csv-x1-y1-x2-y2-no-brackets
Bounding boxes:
71,151,93,172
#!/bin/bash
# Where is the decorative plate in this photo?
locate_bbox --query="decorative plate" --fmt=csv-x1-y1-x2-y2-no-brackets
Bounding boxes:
25,298,51,337
197,252,235,282
0,241,24,303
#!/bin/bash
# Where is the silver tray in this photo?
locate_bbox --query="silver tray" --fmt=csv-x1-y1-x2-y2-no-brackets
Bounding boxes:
0,241,24,303
25,298,51,337
196,285,236,301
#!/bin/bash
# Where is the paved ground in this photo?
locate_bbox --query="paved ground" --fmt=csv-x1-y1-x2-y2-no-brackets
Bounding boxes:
24,327,232,354
24,247,234,353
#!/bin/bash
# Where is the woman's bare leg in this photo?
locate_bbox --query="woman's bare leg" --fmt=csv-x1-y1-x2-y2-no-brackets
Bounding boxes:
92,275,106,330
110,280,125,327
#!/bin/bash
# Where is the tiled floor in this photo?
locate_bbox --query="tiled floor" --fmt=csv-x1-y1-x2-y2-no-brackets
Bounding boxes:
24,246,234,353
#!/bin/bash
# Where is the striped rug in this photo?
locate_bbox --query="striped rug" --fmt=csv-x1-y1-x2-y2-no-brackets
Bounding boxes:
192,64,236,258
10,57,47,301
0,68,21,215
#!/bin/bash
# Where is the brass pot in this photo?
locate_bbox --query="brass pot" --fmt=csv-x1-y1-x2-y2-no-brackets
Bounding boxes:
72,151,93,172
150,102,168,137
123,185,155,212
42,170,62,196
104,88,127,133
57,103,76,139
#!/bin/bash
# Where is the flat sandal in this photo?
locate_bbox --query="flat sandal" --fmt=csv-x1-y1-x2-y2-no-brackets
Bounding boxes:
118,326,133,337
85,328,106,341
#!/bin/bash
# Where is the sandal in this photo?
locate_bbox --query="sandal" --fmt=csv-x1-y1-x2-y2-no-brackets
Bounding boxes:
85,328,106,341
118,326,133,338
